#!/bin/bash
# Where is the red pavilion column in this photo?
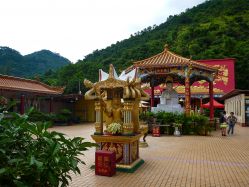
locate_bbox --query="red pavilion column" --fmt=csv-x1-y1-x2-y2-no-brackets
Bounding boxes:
20,94,25,115
209,81,214,120
200,97,203,114
185,76,191,116
150,83,155,108
49,97,53,113
150,76,155,108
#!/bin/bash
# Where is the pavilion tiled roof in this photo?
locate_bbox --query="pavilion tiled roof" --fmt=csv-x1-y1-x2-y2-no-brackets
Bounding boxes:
132,46,218,72
0,74,64,95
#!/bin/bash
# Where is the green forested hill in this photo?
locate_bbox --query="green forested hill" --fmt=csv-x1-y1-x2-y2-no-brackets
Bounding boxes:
42,0,249,93
0,47,71,77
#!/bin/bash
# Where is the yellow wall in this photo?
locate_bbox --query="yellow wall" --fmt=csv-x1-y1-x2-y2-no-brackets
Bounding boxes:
75,98,95,122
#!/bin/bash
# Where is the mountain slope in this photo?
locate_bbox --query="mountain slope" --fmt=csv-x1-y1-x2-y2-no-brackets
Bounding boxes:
24,50,71,77
42,0,249,93
0,47,71,77
0,47,25,76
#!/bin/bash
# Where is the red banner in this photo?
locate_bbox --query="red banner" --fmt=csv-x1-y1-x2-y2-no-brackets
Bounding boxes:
192,58,235,94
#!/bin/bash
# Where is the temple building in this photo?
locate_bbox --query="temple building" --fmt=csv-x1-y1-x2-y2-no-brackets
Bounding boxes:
142,58,235,113
0,74,63,114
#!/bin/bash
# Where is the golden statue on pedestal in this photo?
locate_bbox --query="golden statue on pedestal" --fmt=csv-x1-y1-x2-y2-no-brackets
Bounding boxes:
84,64,149,172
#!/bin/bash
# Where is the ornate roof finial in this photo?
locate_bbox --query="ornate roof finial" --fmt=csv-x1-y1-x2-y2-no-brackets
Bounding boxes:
189,56,193,66
108,64,115,79
164,44,169,51
166,76,173,83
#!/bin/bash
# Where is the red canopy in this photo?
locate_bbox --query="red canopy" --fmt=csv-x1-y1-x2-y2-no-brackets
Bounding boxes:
202,100,224,109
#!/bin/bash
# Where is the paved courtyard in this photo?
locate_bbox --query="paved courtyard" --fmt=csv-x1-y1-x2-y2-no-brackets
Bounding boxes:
51,124,249,187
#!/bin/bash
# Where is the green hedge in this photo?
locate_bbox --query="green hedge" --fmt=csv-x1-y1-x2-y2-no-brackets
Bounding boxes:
140,111,211,136
28,108,73,125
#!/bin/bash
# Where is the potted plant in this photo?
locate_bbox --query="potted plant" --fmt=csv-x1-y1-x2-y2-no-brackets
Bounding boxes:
173,114,184,136
106,122,122,135
173,123,182,136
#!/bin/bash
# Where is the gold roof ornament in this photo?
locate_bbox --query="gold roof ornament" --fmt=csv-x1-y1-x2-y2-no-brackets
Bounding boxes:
108,64,115,79
164,44,169,51
84,64,149,101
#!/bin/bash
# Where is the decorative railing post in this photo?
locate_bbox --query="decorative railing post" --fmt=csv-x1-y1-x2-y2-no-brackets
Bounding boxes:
49,97,53,113
94,101,103,135
122,101,134,135
150,76,155,108
185,75,191,116
209,81,214,120
185,66,192,116
20,94,25,115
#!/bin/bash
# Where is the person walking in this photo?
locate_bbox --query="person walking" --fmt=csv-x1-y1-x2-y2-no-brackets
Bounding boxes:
219,111,227,136
227,112,237,135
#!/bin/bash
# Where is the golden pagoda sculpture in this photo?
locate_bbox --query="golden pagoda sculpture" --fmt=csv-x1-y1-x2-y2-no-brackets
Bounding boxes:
84,64,149,172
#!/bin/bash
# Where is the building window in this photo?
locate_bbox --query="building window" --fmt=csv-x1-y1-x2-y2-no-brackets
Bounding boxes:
239,101,242,116
236,101,238,115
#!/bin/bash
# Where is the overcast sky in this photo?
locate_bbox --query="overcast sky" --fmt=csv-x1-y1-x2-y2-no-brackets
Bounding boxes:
0,0,205,62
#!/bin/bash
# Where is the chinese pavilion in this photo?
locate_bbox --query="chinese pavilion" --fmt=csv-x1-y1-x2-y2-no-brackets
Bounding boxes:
126,45,219,119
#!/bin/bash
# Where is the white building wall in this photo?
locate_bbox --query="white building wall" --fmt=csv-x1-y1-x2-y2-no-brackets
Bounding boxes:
224,94,245,124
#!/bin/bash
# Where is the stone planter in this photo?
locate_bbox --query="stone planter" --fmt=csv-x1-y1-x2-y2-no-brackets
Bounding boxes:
174,126,181,136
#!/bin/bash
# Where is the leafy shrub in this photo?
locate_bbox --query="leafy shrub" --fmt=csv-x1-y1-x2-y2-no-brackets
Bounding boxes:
182,113,210,135
27,108,74,125
139,111,155,122
0,96,8,110
203,108,222,118
0,109,96,186
194,114,210,135
155,112,179,124
0,96,16,113
139,111,156,133
54,109,72,124
181,115,192,135
28,108,53,123
139,112,147,121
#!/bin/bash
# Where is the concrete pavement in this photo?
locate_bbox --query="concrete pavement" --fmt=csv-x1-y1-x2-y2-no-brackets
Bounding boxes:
51,124,249,187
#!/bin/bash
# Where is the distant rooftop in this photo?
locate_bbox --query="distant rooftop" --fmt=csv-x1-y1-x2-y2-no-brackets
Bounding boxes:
0,74,64,95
